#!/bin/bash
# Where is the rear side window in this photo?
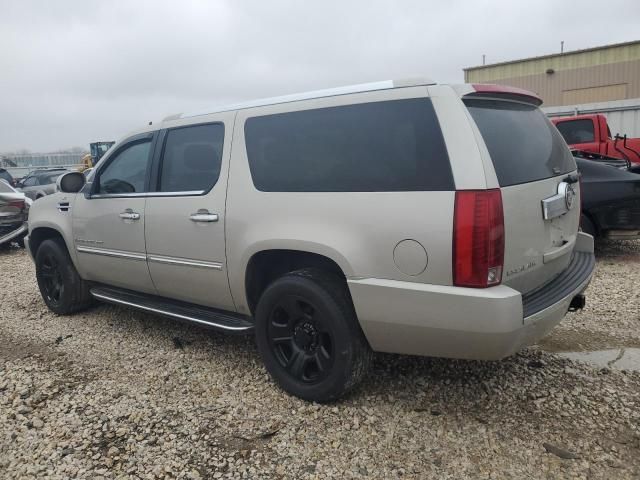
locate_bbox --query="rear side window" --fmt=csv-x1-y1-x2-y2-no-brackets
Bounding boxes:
555,119,595,144
244,98,452,192
159,123,224,193
465,99,575,187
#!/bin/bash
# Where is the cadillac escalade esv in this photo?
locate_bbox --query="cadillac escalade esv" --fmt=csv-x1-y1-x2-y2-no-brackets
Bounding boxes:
26,79,595,402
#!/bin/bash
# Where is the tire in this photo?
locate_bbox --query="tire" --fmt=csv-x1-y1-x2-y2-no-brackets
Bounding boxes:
35,238,93,315
580,214,597,238
255,268,373,402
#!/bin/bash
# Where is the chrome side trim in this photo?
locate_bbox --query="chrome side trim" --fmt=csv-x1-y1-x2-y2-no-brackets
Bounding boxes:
90,291,251,331
90,193,148,199
147,254,223,270
90,190,205,199
76,245,147,261
148,190,205,197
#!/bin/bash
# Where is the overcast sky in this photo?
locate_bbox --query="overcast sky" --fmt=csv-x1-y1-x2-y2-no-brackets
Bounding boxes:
1,0,639,152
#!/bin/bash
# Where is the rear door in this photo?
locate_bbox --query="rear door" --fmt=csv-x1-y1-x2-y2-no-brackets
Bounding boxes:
144,116,235,311
465,98,580,294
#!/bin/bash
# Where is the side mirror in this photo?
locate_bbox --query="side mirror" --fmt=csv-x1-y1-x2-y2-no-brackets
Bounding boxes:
57,171,86,193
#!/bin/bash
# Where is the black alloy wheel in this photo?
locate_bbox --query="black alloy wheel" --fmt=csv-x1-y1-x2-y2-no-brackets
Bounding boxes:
255,268,372,402
39,251,64,306
267,294,334,384
35,238,93,315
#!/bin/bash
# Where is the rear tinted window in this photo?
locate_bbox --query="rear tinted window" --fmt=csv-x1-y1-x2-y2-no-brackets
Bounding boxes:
244,98,453,192
555,119,595,144
465,99,575,187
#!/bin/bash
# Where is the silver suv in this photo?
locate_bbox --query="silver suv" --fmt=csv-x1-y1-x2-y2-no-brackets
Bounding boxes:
26,79,595,402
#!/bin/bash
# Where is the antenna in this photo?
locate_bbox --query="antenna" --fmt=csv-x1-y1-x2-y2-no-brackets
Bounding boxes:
561,41,564,54
482,54,486,66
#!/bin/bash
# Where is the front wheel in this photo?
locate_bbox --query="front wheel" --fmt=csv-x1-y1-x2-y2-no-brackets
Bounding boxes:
255,269,372,402
35,238,93,315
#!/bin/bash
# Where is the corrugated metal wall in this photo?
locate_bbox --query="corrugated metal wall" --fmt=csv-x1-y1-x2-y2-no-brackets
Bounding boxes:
544,98,640,138
465,41,640,106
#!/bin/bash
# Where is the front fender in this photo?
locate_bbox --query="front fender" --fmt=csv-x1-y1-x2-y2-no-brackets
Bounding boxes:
28,192,79,267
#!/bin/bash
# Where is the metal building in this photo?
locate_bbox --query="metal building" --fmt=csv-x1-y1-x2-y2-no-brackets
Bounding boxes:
463,40,640,136
464,40,640,106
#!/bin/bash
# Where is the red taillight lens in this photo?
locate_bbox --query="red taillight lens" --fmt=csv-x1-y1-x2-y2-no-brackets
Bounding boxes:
453,189,504,288
8,199,25,210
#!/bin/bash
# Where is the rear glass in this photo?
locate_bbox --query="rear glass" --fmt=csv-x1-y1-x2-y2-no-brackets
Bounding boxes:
555,119,595,144
245,98,453,192
465,99,575,187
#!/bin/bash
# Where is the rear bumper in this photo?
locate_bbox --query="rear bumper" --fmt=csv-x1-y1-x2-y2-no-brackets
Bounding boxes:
348,232,595,360
0,222,27,246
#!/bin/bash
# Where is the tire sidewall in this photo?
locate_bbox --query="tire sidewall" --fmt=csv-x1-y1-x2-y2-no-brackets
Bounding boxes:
255,274,359,402
35,239,79,314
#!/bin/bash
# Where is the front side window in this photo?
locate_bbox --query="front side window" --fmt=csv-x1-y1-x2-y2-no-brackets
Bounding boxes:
158,123,224,193
97,141,151,194
244,98,453,192
555,119,596,144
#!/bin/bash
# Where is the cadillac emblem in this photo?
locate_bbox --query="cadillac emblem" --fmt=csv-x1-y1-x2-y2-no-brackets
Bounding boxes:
565,183,576,210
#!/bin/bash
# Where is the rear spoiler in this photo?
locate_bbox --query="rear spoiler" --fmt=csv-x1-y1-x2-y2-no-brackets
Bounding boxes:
464,84,543,107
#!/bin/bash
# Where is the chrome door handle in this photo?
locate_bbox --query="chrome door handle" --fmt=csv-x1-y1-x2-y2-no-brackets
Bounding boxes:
119,210,140,220
190,210,219,223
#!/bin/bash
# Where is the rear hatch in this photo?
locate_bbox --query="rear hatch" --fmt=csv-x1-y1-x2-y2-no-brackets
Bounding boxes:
464,95,580,294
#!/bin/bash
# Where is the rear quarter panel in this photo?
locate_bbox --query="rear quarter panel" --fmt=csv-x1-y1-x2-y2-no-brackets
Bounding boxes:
225,87,458,314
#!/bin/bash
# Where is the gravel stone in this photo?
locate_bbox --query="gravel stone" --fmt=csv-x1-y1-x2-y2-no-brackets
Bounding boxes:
1,243,640,479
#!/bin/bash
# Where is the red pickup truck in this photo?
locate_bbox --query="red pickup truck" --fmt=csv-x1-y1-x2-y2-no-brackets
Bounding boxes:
551,114,640,164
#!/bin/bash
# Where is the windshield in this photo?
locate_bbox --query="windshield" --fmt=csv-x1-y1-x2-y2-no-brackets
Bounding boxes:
465,99,575,186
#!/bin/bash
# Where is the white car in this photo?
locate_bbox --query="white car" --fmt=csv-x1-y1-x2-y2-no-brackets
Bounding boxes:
26,79,595,401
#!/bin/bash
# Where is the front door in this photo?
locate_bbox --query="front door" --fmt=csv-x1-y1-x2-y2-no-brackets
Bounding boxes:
73,134,156,294
145,118,235,311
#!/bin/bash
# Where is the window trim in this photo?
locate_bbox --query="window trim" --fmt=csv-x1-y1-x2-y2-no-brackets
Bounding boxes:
89,132,156,198
149,121,225,197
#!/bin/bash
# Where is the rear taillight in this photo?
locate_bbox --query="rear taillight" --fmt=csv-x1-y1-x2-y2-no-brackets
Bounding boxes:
8,199,25,210
453,189,504,288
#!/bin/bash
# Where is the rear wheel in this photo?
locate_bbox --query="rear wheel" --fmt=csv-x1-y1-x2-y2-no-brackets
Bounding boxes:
35,238,93,314
255,269,372,402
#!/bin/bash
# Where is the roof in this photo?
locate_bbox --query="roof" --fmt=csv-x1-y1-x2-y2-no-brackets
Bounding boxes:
464,39,640,71
173,77,436,120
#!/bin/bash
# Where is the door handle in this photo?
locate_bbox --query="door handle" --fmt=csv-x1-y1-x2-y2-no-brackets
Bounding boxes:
119,209,140,220
190,210,219,223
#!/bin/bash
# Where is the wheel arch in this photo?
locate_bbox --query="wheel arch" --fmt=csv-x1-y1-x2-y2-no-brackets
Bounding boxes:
29,226,73,261
243,247,351,316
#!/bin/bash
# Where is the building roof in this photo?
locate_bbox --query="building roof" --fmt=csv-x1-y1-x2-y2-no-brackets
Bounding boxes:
464,39,640,72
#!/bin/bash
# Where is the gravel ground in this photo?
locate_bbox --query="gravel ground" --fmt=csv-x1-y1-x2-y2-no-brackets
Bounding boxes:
1,243,639,479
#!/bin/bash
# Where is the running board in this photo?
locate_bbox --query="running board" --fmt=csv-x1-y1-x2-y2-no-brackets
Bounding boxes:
90,286,253,333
